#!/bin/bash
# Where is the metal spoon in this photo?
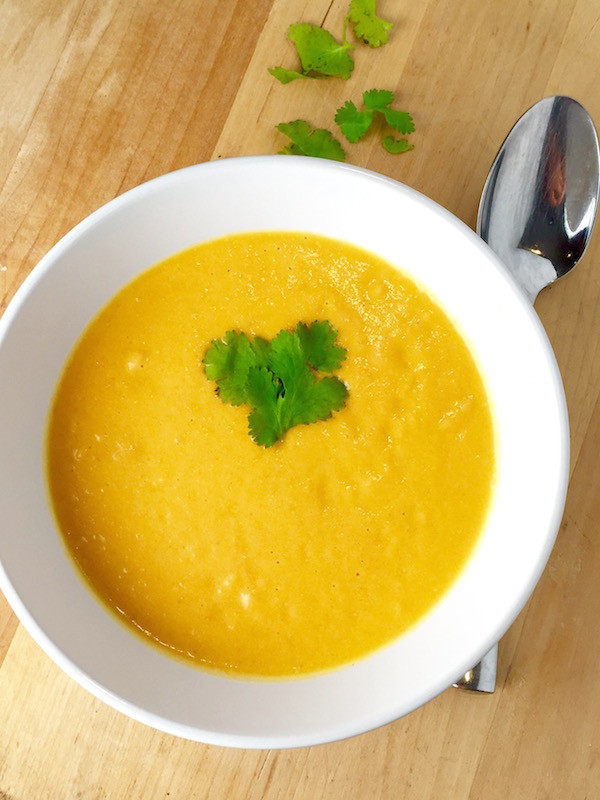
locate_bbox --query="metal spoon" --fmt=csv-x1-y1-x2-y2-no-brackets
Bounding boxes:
453,95,600,693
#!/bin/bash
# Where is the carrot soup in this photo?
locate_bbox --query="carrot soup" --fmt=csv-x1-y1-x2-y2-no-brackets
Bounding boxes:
46,232,495,677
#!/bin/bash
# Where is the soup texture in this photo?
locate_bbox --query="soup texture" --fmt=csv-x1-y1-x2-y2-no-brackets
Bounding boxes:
46,232,495,677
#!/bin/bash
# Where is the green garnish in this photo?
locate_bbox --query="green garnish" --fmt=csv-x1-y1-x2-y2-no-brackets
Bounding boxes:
267,66,307,85
363,89,414,133
269,21,355,83
204,321,349,447
269,9,414,161
382,135,414,154
203,331,270,405
295,319,347,371
347,0,393,47
276,120,346,161
335,89,415,150
334,101,374,144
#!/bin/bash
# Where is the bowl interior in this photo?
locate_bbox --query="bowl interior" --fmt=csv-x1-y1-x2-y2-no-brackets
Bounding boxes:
0,156,569,747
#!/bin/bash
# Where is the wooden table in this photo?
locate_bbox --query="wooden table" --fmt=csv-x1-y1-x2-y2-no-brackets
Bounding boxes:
1,1,599,796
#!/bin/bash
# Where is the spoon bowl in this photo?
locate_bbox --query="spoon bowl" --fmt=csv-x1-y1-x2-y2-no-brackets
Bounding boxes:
478,95,600,302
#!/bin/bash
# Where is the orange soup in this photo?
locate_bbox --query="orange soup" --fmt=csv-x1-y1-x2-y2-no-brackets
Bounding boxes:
46,232,495,677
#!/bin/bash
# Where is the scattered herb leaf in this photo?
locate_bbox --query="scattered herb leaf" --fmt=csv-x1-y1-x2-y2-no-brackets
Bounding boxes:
334,100,374,143
289,22,355,78
381,108,415,134
382,135,414,154
347,0,393,48
276,120,346,161
362,88,394,110
267,66,307,84
278,142,306,156
363,89,415,134
335,89,415,151
269,7,415,161
270,22,355,83
203,322,348,447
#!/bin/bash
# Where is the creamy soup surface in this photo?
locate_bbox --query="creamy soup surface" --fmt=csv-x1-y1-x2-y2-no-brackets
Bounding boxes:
46,232,495,677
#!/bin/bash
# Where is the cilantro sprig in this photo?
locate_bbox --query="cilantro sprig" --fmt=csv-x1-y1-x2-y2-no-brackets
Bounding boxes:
204,321,348,447
276,90,414,161
335,89,415,152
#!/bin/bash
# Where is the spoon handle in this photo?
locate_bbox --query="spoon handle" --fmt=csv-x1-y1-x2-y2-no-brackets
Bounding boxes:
452,643,497,693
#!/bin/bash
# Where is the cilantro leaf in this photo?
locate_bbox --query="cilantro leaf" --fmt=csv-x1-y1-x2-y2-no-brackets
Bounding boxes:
335,89,415,151
269,22,355,83
363,89,415,133
246,366,284,448
381,108,415,135
204,322,349,447
361,90,414,132
296,321,347,372
249,335,271,365
276,120,346,162
288,22,355,79
268,330,321,429
286,373,348,428
362,88,394,111
310,375,349,416
203,331,269,405
268,66,306,84
382,136,414,154
348,0,393,48
279,143,305,156
334,100,374,143
266,330,348,434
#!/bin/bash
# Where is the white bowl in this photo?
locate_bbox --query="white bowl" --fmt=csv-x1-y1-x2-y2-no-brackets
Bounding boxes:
0,155,569,748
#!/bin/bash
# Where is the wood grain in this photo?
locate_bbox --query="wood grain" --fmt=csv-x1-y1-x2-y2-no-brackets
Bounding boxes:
1,0,600,797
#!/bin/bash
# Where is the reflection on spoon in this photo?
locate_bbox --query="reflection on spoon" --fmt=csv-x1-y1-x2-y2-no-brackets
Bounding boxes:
477,95,599,301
